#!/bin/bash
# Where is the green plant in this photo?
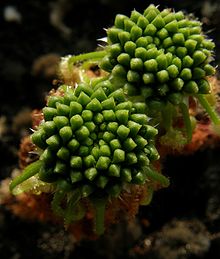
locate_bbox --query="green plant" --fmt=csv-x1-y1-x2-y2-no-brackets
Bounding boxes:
10,82,168,234
9,4,219,235
69,4,219,142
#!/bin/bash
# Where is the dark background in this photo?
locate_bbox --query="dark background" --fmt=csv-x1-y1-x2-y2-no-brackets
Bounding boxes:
1,0,220,258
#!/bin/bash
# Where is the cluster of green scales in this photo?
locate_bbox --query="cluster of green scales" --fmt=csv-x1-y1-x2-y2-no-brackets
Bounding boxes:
10,5,219,235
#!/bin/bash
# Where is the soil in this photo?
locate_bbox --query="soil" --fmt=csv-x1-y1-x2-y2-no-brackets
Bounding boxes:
1,0,220,258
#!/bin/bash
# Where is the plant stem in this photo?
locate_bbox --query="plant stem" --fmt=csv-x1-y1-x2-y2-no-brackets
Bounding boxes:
162,102,173,131
145,167,170,187
68,50,106,66
180,102,192,142
9,160,42,193
51,190,66,217
92,197,107,235
197,94,220,125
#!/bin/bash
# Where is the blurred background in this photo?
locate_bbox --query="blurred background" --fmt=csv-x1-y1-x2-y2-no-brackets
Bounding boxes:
1,0,220,258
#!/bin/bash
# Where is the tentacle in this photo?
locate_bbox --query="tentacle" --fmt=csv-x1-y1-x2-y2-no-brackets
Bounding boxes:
197,94,220,125
68,51,106,68
91,197,107,235
140,185,154,206
64,189,82,225
9,160,43,193
51,180,72,217
180,101,192,142
161,102,174,131
145,167,170,187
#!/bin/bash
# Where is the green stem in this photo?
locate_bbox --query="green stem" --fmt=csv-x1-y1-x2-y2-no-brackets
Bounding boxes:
51,190,66,217
197,94,220,125
145,167,170,187
68,50,106,66
51,179,73,217
180,102,192,142
64,189,82,224
91,197,107,235
162,102,173,131
140,185,154,205
9,160,42,193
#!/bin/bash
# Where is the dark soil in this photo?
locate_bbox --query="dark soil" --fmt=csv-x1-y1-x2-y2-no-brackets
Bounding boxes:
1,0,220,258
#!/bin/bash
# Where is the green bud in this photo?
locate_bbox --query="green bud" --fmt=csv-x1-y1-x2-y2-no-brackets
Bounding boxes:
163,12,175,23
182,55,194,68
124,18,135,32
130,25,143,41
110,139,121,151
107,184,122,197
157,70,169,83
86,98,102,112
113,149,125,163
198,79,211,94
85,168,98,181
130,10,142,23
100,56,114,72
70,170,83,183
103,132,115,142
204,64,215,76
176,46,187,58
132,171,146,184
134,47,148,60
156,54,168,70
107,28,120,43
173,33,185,45
46,135,61,151
167,65,179,78
180,68,192,80
96,176,109,189
126,152,138,165
75,126,90,141
70,115,83,131
124,41,136,56
143,73,155,84
70,156,82,169
170,78,184,91
127,70,141,82
108,164,121,177
183,80,199,94
102,110,116,122
117,125,130,140
118,31,131,45
115,14,127,29
47,96,63,108
144,23,157,36
43,107,57,121
96,156,111,170
84,155,96,168
163,37,173,48
59,126,72,143
56,103,70,117
144,59,158,72
57,147,70,161
77,92,91,106
192,67,206,79
54,161,67,174
157,28,168,40
131,59,144,73
43,121,56,136
81,110,93,122
193,50,207,66
109,44,122,58
68,139,80,153
137,15,149,29
168,92,183,105
117,53,131,67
